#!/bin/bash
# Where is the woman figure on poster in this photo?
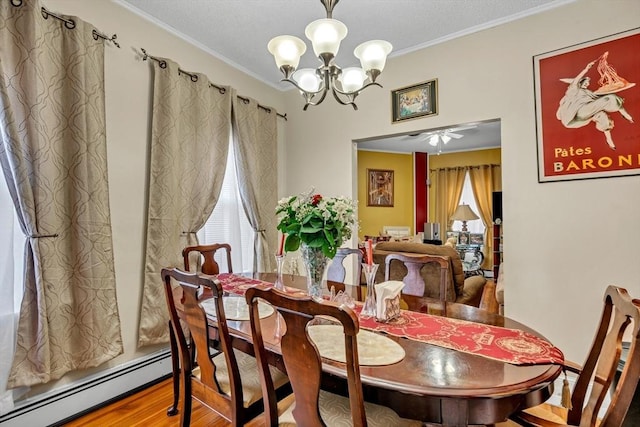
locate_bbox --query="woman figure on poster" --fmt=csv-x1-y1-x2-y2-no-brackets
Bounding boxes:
556,54,634,150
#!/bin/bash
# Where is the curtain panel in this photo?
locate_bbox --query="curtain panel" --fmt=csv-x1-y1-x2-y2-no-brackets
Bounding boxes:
432,167,466,240
469,164,501,269
138,59,231,346
232,94,278,273
0,0,121,388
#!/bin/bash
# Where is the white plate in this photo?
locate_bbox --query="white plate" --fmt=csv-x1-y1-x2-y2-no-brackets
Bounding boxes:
201,296,274,321
307,324,405,366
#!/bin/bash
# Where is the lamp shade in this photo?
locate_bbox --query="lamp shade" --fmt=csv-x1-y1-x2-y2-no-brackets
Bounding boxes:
267,35,306,69
450,204,479,222
338,67,366,92
305,18,348,57
354,40,392,72
293,68,321,92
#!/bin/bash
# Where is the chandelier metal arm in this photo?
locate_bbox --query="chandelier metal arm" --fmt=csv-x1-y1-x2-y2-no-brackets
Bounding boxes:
331,80,382,110
331,87,357,110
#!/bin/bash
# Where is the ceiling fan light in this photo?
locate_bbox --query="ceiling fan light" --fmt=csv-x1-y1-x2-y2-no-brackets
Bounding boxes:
268,35,307,69
354,40,392,72
339,67,366,92
441,134,452,144
305,18,347,57
293,68,321,92
429,134,439,146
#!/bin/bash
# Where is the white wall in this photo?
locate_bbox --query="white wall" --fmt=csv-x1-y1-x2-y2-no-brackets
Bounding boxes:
283,0,640,361
20,0,286,397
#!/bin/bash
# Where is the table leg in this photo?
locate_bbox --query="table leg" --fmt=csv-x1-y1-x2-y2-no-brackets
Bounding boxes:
441,399,469,427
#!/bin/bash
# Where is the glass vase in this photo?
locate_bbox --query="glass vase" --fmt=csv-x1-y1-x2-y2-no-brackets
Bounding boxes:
360,263,379,318
274,254,285,291
300,243,329,300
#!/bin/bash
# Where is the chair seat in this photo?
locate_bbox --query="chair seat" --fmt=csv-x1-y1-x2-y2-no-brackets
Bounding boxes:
193,349,289,408
497,403,570,426
277,390,421,426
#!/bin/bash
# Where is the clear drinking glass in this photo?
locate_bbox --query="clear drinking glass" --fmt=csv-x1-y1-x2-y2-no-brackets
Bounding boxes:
360,263,378,317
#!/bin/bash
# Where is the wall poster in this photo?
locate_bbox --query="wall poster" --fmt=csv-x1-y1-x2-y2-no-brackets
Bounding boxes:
533,28,640,182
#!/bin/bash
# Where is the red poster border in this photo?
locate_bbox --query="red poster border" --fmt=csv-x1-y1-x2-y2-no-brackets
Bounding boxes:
534,28,640,182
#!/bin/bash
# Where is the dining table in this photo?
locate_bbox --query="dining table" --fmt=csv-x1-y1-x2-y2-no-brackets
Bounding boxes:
176,271,563,427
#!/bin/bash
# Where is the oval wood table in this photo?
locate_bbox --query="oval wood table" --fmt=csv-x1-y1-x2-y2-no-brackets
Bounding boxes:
175,272,562,427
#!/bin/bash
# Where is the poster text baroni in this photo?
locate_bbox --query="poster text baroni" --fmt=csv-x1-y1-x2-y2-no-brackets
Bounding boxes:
552,146,640,173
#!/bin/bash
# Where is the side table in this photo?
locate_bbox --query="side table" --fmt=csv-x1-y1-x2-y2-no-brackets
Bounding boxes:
456,244,484,277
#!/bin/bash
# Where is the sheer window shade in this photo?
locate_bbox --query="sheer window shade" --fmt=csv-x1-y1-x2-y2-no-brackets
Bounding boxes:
0,175,24,414
197,140,254,273
456,172,486,235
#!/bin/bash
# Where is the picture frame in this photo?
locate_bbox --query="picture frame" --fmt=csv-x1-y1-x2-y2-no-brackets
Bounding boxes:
533,28,640,183
445,231,459,244
458,232,471,246
391,79,438,123
469,233,484,245
367,169,394,207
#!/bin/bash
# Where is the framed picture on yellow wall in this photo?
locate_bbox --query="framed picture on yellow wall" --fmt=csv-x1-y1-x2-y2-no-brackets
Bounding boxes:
367,169,394,207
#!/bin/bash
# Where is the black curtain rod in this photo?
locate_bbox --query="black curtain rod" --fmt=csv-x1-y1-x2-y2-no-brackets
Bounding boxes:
429,164,501,172
11,1,119,47
141,48,287,121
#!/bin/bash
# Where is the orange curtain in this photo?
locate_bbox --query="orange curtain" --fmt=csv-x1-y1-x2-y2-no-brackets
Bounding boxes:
469,165,501,269
431,167,466,241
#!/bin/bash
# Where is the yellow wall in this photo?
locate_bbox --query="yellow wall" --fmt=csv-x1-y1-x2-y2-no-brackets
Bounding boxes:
357,151,414,240
428,148,502,220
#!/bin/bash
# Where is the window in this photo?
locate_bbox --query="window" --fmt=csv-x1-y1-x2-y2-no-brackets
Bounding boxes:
0,175,24,414
455,171,485,235
197,141,254,273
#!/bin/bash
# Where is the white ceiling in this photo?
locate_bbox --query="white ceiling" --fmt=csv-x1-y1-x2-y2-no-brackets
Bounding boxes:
116,0,573,153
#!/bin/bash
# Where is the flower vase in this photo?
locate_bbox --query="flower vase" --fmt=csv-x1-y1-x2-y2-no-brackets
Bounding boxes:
360,263,379,318
300,244,329,300
274,254,285,291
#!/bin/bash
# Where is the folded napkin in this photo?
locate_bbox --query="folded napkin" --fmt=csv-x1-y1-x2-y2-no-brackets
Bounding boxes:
374,280,404,322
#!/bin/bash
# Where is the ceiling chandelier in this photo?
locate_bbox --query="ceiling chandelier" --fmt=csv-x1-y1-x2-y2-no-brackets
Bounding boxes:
267,0,392,110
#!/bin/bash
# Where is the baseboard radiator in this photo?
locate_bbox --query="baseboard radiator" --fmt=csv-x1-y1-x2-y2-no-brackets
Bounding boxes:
0,349,173,427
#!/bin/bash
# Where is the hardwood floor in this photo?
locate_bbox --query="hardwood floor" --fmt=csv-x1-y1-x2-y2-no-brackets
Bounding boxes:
62,378,266,427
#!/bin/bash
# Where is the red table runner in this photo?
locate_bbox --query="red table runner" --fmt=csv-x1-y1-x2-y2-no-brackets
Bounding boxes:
216,274,564,366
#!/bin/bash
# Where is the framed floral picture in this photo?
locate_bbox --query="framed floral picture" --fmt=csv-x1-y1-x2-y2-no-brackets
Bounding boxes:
367,169,394,207
391,79,438,123
533,27,640,182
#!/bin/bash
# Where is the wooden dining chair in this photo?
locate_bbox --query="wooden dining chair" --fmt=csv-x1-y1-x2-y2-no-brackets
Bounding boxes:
501,285,640,427
162,268,290,426
245,286,420,426
183,243,232,274
384,253,450,301
167,242,233,416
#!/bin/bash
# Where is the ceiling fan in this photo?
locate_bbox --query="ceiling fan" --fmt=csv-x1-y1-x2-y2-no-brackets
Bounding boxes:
404,125,477,153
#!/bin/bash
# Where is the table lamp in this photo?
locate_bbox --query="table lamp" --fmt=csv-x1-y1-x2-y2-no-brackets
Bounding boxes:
451,204,479,232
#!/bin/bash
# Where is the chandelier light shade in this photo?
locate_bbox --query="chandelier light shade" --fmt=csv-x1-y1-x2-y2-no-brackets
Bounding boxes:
267,0,392,110
450,204,480,232
267,36,307,69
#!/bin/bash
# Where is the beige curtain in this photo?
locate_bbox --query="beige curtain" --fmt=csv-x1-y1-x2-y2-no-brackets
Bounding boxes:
232,94,278,273
138,59,232,346
0,1,121,387
469,164,502,269
432,167,466,238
